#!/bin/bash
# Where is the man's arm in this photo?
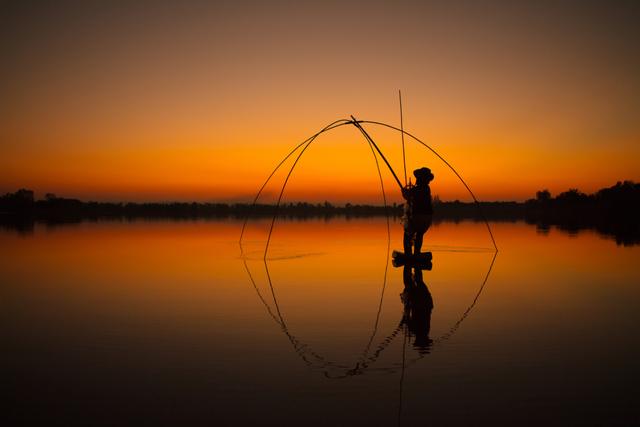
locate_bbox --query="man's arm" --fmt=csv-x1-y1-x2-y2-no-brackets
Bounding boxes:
401,186,410,200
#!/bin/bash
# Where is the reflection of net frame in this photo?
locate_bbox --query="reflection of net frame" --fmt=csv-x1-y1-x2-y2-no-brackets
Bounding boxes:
241,251,496,379
239,118,498,378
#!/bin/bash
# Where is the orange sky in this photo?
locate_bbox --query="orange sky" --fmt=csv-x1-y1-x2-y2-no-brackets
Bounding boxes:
1,1,639,203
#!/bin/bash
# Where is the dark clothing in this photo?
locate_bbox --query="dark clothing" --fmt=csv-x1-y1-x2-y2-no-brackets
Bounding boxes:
403,184,432,215
403,214,432,255
402,183,433,255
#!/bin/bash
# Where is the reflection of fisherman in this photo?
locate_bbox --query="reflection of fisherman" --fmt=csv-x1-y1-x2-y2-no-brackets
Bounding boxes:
401,167,434,255
401,265,434,354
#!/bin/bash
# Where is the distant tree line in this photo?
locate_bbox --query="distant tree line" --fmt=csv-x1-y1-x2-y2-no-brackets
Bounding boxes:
1,181,638,244
0,191,403,220
1,182,638,221
524,181,640,220
522,181,640,245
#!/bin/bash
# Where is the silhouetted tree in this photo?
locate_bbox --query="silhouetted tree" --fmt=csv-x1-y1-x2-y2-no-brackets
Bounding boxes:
536,189,551,202
556,188,589,204
0,189,34,212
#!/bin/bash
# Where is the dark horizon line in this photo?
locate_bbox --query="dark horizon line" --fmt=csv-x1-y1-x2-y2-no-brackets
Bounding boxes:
2,180,638,206
1,181,638,246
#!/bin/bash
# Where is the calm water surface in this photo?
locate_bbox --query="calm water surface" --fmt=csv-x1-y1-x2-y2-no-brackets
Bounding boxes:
3,218,639,426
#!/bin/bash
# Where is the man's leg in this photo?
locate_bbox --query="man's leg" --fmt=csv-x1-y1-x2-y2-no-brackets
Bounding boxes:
414,216,432,254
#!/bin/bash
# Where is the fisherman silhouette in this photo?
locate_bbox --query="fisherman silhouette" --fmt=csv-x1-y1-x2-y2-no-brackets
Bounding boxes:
400,262,434,354
401,167,434,255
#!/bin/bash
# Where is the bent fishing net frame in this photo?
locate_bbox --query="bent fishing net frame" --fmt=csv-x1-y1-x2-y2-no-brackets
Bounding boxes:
238,117,499,378
239,117,497,254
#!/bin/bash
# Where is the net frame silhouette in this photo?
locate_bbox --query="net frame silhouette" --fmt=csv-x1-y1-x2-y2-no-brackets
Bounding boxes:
238,118,499,378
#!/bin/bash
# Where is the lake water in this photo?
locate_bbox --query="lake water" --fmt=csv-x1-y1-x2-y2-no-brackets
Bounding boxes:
3,218,639,426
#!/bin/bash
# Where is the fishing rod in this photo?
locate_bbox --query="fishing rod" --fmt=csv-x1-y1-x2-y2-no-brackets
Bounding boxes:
357,120,499,252
399,90,408,186
239,116,498,253
350,115,405,191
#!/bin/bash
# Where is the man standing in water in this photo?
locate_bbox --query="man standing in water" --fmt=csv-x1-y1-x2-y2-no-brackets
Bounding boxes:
402,167,434,255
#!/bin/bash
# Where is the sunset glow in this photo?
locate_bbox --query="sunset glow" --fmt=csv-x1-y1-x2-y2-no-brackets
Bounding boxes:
2,1,639,202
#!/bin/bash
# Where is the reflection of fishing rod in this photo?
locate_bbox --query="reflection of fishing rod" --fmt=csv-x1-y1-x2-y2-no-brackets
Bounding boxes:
398,321,407,426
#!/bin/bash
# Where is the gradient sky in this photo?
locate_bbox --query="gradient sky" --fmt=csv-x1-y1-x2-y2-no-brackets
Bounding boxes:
1,0,639,203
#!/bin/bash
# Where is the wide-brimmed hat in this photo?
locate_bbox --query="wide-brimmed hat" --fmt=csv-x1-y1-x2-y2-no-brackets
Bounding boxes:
413,167,434,182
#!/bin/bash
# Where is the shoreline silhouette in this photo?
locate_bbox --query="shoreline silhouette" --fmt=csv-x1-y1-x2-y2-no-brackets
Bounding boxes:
1,181,638,244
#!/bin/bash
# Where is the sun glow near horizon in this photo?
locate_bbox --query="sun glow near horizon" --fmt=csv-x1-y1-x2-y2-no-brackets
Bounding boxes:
1,1,639,202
